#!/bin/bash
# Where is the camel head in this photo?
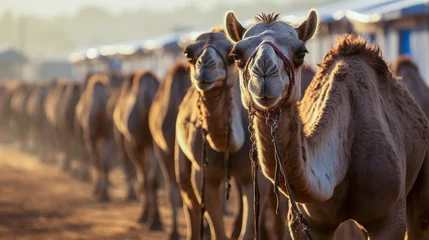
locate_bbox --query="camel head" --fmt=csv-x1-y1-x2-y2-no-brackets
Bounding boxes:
225,10,319,110
183,27,234,92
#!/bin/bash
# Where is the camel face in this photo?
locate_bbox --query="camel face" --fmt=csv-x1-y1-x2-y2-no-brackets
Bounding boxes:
183,31,233,92
225,11,318,109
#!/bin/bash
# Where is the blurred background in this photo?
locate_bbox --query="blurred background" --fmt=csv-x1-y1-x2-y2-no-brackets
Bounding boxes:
0,0,428,84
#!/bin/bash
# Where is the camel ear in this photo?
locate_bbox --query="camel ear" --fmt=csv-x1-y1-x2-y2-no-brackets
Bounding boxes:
296,9,319,42
225,12,247,43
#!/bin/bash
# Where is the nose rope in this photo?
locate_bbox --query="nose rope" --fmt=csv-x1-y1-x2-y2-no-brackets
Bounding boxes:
243,40,295,115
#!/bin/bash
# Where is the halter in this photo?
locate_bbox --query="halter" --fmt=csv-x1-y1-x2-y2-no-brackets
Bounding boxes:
195,41,233,240
243,39,312,240
242,39,296,119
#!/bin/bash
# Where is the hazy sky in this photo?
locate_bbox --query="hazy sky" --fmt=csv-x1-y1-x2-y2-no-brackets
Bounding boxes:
0,0,265,17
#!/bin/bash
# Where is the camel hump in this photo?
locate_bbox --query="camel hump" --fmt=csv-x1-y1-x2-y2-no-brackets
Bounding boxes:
393,55,419,73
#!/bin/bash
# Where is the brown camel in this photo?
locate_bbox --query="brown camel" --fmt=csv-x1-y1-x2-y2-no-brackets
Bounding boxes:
78,74,124,201
113,71,160,225
112,73,138,201
225,10,429,240
0,81,23,143
56,81,92,180
148,62,191,239
27,81,51,155
176,28,287,240
44,79,70,163
393,55,429,117
10,82,32,147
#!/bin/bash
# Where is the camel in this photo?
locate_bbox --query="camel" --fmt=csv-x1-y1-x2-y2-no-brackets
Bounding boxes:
176,27,287,240
225,10,429,240
111,73,138,201
113,71,160,225
10,82,32,147
393,55,429,117
0,81,22,143
78,73,138,201
27,82,51,155
148,62,191,239
56,81,92,180
78,74,122,201
43,79,70,164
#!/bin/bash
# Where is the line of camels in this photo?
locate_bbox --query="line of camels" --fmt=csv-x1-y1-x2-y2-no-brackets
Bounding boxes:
1,10,429,240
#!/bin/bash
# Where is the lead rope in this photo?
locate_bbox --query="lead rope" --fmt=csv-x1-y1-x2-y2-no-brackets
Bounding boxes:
197,93,209,240
269,113,312,240
248,111,260,240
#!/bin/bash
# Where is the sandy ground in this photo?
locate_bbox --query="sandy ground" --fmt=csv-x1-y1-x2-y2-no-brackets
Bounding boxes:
0,144,207,240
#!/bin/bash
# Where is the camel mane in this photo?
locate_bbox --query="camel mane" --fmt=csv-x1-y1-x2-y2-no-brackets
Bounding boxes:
254,12,280,24
211,25,225,34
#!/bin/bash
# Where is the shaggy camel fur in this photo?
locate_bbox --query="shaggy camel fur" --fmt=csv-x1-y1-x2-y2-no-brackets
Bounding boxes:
148,62,191,239
176,28,287,240
113,71,160,226
226,11,429,240
393,55,429,117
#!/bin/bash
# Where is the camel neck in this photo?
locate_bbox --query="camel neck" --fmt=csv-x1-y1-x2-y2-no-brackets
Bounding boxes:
200,83,245,153
253,103,349,203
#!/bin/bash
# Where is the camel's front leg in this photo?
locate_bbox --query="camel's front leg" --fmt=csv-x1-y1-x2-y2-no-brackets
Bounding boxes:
175,140,201,240
194,168,226,240
363,200,406,240
155,142,181,240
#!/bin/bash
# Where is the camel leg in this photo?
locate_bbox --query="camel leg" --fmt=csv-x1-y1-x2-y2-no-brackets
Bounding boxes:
406,153,429,240
192,168,226,240
175,140,201,240
78,144,92,183
114,128,137,201
362,200,406,240
147,148,164,231
230,180,243,240
123,152,137,201
125,142,150,224
288,205,336,240
240,179,258,240
154,142,181,240
96,138,115,202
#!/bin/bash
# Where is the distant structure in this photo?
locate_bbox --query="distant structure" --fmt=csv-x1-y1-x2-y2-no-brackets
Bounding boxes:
68,0,429,85
0,47,28,80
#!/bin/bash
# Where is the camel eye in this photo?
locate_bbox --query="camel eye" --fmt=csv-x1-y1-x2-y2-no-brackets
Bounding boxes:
230,53,244,68
293,46,308,67
184,51,194,63
183,48,195,63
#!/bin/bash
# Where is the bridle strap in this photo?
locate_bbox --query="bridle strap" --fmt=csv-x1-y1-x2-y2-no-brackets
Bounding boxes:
242,39,295,117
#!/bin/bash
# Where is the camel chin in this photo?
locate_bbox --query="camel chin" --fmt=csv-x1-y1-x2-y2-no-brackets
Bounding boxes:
252,95,280,109
195,81,215,91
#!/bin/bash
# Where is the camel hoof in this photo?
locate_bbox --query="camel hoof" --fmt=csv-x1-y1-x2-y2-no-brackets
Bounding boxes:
126,189,138,201
97,190,111,202
137,215,148,224
169,231,180,240
80,172,92,183
148,220,164,231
